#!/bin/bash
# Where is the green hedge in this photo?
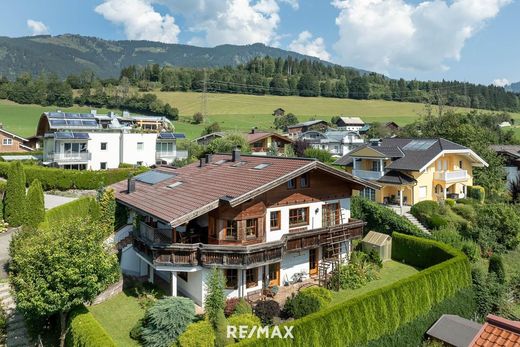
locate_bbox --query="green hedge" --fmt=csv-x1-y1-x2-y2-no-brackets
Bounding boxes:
0,162,147,190
41,197,99,229
467,186,485,203
351,197,426,236
65,305,116,347
235,233,471,347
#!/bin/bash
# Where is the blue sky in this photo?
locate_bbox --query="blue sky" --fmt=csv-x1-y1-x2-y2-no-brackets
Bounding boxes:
0,0,517,85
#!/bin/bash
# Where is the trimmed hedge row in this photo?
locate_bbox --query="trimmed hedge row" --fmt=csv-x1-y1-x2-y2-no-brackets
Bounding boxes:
65,305,116,347
392,232,455,269
236,233,471,347
365,287,475,347
41,196,99,229
351,196,426,236
0,162,147,190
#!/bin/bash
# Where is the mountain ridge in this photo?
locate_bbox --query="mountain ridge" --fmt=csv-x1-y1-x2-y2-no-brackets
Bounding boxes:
0,34,362,79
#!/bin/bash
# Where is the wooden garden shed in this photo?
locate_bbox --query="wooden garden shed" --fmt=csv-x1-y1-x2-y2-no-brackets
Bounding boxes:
362,231,392,261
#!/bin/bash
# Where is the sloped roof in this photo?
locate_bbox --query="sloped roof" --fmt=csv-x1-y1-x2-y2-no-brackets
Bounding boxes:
490,144,520,159
245,131,292,144
427,315,482,347
377,170,416,185
470,315,520,347
339,116,365,125
362,231,391,246
113,154,377,227
0,128,29,142
287,120,328,129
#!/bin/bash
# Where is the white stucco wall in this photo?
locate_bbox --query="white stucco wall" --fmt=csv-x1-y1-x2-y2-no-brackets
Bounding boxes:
120,133,157,166
281,250,310,286
88,132,121,170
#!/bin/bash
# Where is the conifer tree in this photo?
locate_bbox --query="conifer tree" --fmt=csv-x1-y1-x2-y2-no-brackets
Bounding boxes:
4,161,26,227
25,179,45,229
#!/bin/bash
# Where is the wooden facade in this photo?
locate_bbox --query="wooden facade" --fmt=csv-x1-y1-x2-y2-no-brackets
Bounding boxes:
0,128,32,153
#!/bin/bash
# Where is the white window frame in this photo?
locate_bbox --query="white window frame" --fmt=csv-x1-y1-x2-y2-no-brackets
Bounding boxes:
2,138,12,146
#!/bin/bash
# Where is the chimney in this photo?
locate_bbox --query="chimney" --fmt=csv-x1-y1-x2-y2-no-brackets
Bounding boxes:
127,177,136,193
251,128,255,134
370,138,381,147
232,148,241,162
205,154,213,164
91,109,97,116
199,158,206,167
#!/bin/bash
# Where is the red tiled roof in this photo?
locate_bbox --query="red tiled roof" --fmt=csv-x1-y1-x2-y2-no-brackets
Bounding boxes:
112,154,375,227
470,315,520,347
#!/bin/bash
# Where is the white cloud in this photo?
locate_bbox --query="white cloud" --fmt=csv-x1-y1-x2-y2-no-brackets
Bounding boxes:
280,0,299,10
160,0,281,46
332,0,511,72
95,0,180,43
288,31,331,61
27,19,49,36
493,78,510,87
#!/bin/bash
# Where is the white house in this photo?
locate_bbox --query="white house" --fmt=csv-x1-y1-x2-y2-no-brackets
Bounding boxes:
36,111,186,170
112,151,376,307
335,116,365,132
299,130,365,157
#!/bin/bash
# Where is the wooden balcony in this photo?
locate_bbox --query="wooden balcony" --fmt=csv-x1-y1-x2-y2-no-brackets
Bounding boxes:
132,219,365,269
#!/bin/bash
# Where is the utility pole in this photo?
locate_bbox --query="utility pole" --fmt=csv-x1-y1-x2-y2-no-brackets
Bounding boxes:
201,68,208,119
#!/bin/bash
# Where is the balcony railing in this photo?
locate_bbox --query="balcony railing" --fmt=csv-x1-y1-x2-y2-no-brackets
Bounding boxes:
352,169,384,181
132,219,365,268
137,222,173,244
47,152,92,162
434,170,468,182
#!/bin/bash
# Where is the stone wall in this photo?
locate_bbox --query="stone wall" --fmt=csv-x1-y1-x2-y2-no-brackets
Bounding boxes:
91,279,123,306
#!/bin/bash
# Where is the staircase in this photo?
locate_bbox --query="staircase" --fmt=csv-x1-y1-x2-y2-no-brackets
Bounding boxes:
0,283,32,347
403,213,430,234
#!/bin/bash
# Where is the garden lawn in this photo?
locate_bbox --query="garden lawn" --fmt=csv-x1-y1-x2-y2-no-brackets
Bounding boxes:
88,291,144,347
330,260,419,305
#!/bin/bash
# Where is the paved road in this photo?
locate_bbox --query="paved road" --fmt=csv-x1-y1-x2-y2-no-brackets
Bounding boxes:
0,194,78,278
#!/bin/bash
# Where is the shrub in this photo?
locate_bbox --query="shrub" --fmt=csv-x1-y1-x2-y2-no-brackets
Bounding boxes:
510,272,520,302
445,198,456,207
254,300,280,324
472,204,520,252
0,180,6,193
461,240,480,262
140,297,195,347
365,248,383,268
227,314,261,342
432,226,463,249
488,254,506,284
351,197,425,236
285,290,326,319
300,286,332,305
467,186,485,203
24,179,45,228
329,252,380,290
224,298,240,317
66,305,116,347
303,148,333,163
472,267,505,318
410,200,440,226
238,233,472,347
178,320,215,347
233,298,252,316
451,204,477,222
455,198,476,205
130,319,143,342
4,161,26,227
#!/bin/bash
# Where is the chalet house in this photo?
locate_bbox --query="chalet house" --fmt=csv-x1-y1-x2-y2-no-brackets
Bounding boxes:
0,125,34,153
489,145,520,186
287,120,329,139
385,122,400,133
298,130,364,157
272,108,285,117
113,151,376,307
245,129,292,155
334,117,365,132
36,111,186,170
192,132,225,146
334,138,488,207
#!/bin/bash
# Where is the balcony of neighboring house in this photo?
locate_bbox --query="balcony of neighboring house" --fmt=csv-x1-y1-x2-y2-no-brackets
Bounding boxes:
351,158,385,181
47,150,92,163
433,170,468,183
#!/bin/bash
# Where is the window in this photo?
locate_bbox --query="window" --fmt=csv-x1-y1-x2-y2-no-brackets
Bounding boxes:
156,142,174,153
322,203,340,227
246,268,258,288
360,187,376,201
287,178,296,189
136,161,143,166
245,219,258,239
226,220,238,240
100,142,107,150
224,269,238,289
371,160,381,172
100,162,107,170
289,207,309,227
178,272,188,282
419,186,428,199
300,173,310,188
270,211,281,230
459,160,463,169
2,138,12,146
137,142,144,151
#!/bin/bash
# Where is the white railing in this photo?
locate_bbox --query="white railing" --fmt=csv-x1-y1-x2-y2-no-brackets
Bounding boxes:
48,152,91,162
434,170,468,182
352,169,384,180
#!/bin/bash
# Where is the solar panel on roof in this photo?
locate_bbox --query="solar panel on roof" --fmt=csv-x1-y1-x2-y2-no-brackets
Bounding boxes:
403,139,436,151
81,120,98,127
134,170,175,185
159,133,175,139
173,133,186,139
54,132,90,140
253,163,271,170
49,119,67,127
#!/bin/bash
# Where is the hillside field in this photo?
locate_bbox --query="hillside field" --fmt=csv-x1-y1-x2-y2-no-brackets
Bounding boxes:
1,92,520,139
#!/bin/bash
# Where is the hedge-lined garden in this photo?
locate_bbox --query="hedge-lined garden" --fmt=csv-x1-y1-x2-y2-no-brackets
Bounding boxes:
0,162,147,190
65,306,116,347
235,233,472,347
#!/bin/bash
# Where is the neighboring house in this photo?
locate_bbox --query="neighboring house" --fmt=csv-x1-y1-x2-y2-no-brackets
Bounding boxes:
426,314,520,347
499,121,512,128
272,108,285,117
299,130,364,157
287,120,329,139
385,121,400,133
192,132,226,146
334,138,488,207
245,129,292,155
113,151,376,307
0,125,34,153
36,111,185,170
490,144,520,186
334,116,365,132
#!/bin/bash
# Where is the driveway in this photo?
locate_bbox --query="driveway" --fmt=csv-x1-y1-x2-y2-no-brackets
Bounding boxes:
43,193,77,210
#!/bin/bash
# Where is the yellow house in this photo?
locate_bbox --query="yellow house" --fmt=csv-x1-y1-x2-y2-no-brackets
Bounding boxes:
334,138,488,206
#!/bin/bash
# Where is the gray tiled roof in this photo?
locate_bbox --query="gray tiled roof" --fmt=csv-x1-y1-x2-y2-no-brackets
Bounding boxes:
377,170,417,185
427,315,482,347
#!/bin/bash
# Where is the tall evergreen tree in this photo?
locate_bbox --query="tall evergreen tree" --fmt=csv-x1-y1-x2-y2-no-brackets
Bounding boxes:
97,187,116,235
25,179,45,229
4,161,26,227
205,268,227,347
